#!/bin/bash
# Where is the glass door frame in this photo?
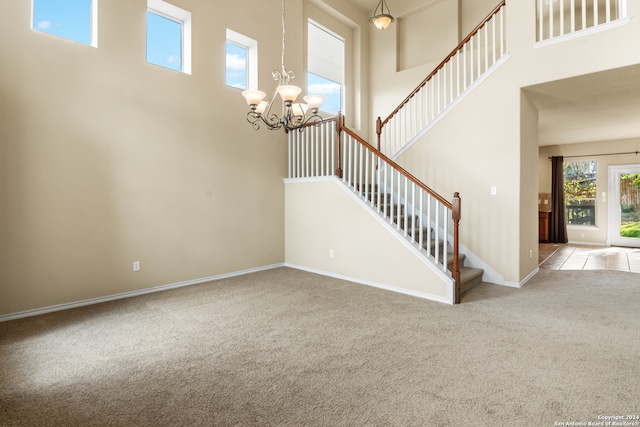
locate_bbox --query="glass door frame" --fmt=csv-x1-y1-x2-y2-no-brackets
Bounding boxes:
607,164,640,248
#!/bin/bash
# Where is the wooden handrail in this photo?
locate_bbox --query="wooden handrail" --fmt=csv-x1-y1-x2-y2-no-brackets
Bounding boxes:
378,0,506,131
338,118,452,210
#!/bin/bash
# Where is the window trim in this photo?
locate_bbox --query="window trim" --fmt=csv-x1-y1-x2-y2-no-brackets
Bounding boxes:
226,29,258,91
147,0,192,74
564,159,598,227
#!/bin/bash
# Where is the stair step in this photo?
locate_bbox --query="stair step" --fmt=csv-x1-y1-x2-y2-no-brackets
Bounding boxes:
447,253,467,270
369,193,392,203
355,183,379,193
459,267,483,296
354,188,479,302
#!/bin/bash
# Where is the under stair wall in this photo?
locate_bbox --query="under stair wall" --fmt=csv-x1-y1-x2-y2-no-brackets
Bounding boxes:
285,177,454,304
369,0,640,285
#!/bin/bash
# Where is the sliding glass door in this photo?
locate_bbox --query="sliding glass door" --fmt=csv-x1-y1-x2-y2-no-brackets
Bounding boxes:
608,165,640,248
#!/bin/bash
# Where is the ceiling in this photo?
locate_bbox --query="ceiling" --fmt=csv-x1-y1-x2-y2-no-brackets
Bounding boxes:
524,64,640,146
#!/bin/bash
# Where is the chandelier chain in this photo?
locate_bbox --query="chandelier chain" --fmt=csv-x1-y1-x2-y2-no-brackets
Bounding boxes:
281,0,286,72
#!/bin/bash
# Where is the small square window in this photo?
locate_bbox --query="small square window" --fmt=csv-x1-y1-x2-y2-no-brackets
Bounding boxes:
146,0,191,74
226,42,248,90
226,29,258,90
32,0,97,47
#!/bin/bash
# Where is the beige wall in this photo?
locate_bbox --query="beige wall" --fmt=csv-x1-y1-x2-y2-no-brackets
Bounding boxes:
539,139,640,245
368,0,640,283
0,0,371,317
285,179,452,302
0,0,296,316
367,0,507,142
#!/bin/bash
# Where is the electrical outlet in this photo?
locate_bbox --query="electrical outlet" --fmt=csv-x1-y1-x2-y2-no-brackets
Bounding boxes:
529,249,533,258
133,261,140,272
329,249,334,258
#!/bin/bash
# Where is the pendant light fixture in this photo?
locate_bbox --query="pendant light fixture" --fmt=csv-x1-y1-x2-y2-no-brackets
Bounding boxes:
241,0,325,132
370,0,395,30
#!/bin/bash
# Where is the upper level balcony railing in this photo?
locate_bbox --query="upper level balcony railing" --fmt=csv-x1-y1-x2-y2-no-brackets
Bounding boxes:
537,0,628,42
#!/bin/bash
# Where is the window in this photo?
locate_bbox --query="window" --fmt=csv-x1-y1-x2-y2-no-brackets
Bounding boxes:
146,0,191,74
226,29,258,90
32,0,97,47
307,20,344,115
564,160,597,226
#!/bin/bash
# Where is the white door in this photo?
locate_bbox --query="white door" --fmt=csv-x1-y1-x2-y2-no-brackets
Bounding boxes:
608,165,640,248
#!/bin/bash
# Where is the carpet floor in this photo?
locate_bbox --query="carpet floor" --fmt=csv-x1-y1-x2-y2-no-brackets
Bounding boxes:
1,267,639,426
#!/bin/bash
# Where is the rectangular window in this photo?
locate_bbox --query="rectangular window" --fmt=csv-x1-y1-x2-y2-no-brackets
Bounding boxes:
307,20,344,115
146,0,191,74
226,29,258,90
564,160,597,226
32,0,97,47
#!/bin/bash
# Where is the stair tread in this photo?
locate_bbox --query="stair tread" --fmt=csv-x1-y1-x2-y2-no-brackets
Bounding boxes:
459,266,483,281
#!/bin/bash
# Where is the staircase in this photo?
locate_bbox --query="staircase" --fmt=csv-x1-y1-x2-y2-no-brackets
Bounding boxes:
288,115,479,303
285,0,632,302
359,183,484,298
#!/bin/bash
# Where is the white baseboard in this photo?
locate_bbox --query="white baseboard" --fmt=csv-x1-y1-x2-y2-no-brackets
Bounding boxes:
284,263,454,305
0,264,285,323
503,267,539,289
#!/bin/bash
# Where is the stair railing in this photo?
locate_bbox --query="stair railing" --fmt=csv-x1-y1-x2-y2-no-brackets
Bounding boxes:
537,0,627,42
376,0,507,158
289,114,463,303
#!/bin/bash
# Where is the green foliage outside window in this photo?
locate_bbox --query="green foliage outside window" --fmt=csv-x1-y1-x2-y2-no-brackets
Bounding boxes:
563,160,597,225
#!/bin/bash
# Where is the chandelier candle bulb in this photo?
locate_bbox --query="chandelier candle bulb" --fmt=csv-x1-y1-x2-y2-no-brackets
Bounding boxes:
277,85,302,105
242,90,266,109
255,101,268,114
292,103,309,116
303,95,325,113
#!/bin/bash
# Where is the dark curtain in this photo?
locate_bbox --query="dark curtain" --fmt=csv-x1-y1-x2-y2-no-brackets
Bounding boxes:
550,156,568,243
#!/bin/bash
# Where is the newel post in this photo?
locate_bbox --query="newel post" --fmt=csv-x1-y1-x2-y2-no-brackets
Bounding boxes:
452,192,461,304
376,117,382,152
335,112,344,178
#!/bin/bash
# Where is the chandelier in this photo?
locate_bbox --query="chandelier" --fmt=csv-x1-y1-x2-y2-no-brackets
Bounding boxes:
370,0,395,30
241,0,325,132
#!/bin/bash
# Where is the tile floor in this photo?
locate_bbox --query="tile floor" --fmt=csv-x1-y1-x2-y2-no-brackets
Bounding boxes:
539,243,640,273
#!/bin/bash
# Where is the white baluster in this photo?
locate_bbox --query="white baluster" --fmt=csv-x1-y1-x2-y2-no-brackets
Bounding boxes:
403,176,408,236
434,201,440,266
330,122,335,176
358,143,363,196
411,182,416,241
484,25,488,74
538,0,544,41
549,0,554,39
560,0,565,36
426,194,432,257
500,8,505,56
418,190,424,251
442,206,449,271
